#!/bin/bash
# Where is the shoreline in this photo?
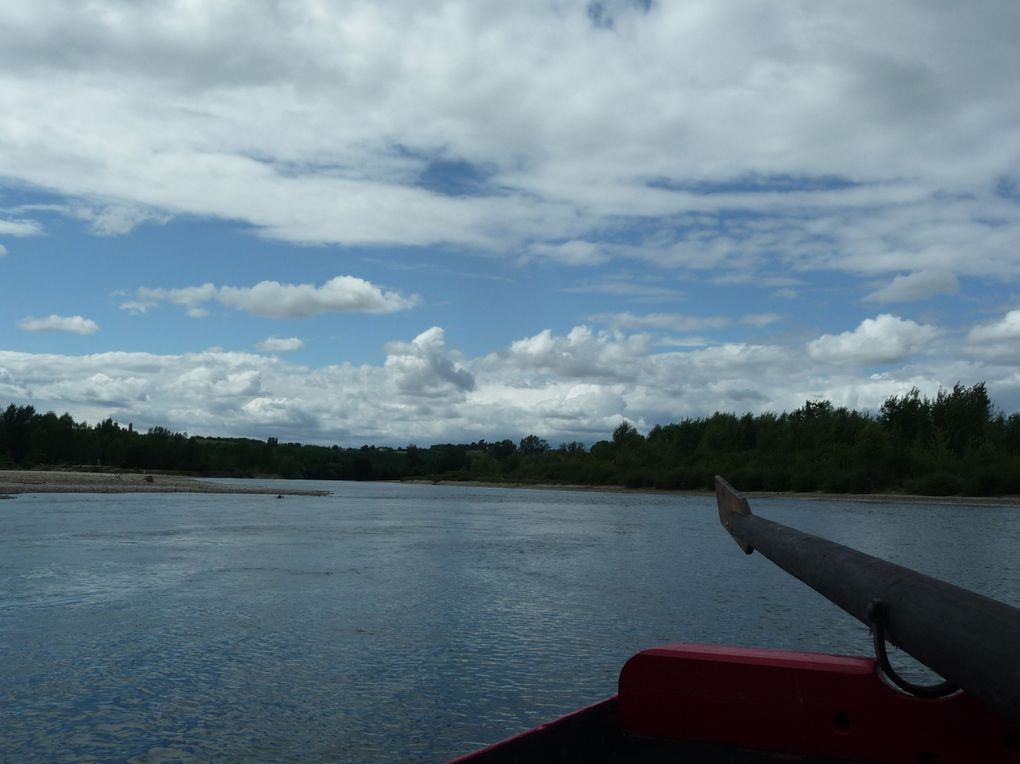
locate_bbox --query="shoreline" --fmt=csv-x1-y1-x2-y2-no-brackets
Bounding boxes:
399,478,1020,507
0,469,330,497
3,470,1017,507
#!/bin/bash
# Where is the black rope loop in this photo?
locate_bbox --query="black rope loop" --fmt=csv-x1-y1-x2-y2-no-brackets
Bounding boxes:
868,599,959,698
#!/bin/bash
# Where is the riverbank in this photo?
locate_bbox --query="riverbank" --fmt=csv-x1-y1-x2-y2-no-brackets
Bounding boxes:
3,470,1016,506
400,478,1020,507
0,469,330,497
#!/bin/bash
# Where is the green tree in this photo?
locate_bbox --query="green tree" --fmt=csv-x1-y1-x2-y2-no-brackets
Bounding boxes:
519,434,550,454
931,382,991,456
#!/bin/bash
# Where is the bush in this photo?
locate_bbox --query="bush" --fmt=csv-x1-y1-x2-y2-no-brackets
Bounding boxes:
963,468,1001,496
821,470,855,493
791,471,818,492
998,463,1020,494
906,473,964,496
761,469,792,492
728,467,764,491
623,471,654,488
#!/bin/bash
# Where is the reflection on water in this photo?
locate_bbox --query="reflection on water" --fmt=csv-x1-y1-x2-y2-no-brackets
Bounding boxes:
2,484,1018,762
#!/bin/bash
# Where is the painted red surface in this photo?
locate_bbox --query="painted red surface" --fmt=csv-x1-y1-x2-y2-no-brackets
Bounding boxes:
618,644,1018,763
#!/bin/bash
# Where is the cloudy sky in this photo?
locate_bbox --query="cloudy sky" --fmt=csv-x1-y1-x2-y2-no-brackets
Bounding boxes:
2,1,1020,446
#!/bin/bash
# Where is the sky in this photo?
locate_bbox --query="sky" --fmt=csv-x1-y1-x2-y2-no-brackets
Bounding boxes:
2,0,1020,447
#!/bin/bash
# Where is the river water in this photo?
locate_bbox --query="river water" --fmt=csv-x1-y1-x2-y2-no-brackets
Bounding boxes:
2,481,1018,762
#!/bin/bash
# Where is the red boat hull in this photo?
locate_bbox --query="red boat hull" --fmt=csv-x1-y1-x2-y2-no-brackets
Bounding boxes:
449,644,1019,763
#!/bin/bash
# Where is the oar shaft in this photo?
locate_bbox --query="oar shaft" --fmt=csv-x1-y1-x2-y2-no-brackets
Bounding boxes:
717,480,1020,726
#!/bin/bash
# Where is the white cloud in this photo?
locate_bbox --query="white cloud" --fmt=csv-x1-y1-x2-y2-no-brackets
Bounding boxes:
5,4,1020,442
1,319,1015,445
132,284,217,317
241,396,317,427
865,269,960,303
125,276,418,318
0,366,27,398
525,240,608,266
69,204,171,236
257,336,304,353
0,2,1015,282
0,243,7,256
742,313,782,328
384,327,475,397
499,326,653,381
807,315,940,365
43,371,150,406
559,279,685,300
654,336,714,348
964,310,1020,364
119,300,155,315
0,217,41,237
17,314,99,335
590,312,729,332
968,310,1020,344
219,276,417,318
590,311,781,332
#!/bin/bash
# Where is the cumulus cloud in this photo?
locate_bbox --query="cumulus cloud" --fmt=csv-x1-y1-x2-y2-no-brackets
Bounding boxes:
968,310,1020,344
5,2,1020,442
18,314,99,335
124,276,418,318
129,284,217,317
384,327,475,396
43,371,150,407
0,366,26,398
257,336,304,353
241,396,317,427
0,2,1016,282
807,315,940,365
4,317,1016,445
219,277,418,318
865,269,960,303
501,326,652,380
964,310,1020,364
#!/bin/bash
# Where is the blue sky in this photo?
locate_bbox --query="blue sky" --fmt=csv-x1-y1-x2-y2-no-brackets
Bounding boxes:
2,1,1020,446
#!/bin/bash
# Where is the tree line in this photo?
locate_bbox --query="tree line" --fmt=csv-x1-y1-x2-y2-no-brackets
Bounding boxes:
3,382,1020,496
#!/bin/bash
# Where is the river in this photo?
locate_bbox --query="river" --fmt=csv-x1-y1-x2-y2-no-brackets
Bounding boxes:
2,481,1018,762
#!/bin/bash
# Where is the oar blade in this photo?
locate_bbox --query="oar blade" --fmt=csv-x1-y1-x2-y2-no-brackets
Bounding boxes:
715,475,754,554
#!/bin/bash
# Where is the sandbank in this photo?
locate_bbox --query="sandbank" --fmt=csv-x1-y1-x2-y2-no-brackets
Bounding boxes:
0,469,330,498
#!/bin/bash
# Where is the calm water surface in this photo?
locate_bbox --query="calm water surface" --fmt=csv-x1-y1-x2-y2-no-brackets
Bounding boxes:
2,482,1018,762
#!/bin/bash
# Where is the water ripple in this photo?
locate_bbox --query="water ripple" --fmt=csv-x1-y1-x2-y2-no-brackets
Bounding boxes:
2,485,1017,762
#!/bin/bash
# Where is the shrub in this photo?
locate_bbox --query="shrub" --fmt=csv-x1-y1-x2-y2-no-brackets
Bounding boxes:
791,471,818,492
906,473,964,496
963,469,1001,496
